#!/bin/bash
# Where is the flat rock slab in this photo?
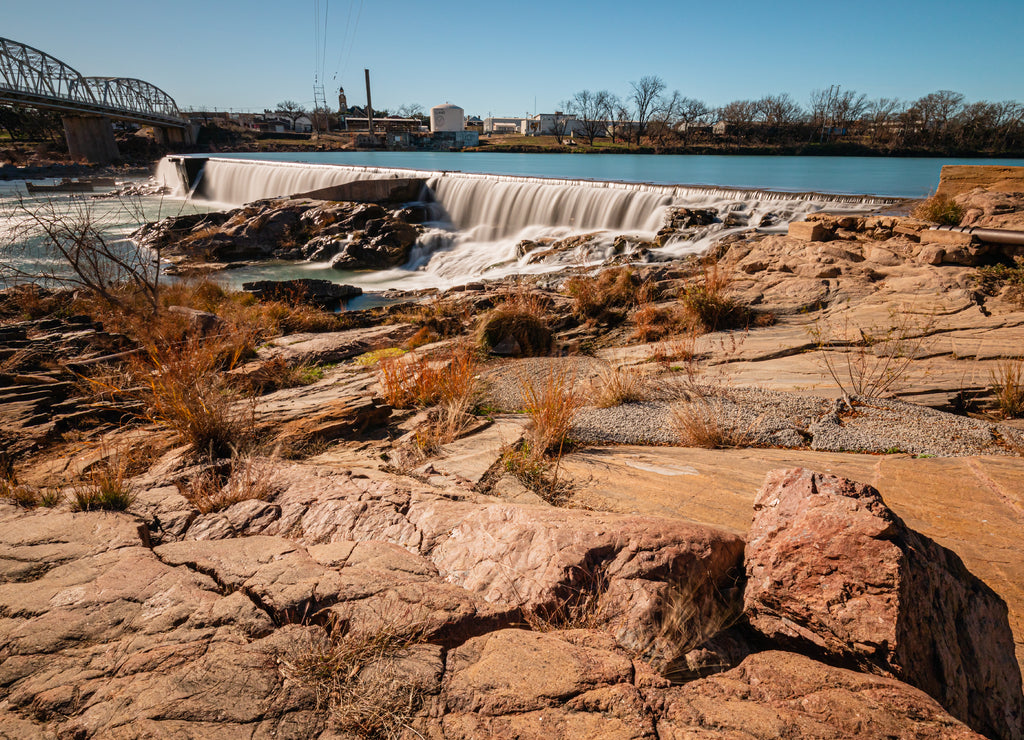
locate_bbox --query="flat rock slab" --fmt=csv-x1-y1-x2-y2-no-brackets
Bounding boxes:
560,446,1024,673
429,415,529,485
259,323,414,365
652,650,986,739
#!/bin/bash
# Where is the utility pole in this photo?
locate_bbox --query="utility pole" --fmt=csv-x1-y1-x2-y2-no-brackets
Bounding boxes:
364,69,374,136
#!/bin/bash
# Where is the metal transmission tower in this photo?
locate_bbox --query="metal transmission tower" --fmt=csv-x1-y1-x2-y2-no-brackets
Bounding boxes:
312,82,328,133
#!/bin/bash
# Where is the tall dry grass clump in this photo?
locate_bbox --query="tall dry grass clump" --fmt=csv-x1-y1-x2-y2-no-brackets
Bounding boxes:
670,393,753,449
912,193,966,226
129,332,255,457
679,262,757,333
991,357,1024,418
503,364,584,501
477,287,552,356
522,365,584,456
566,266,649,324
591,365,646,408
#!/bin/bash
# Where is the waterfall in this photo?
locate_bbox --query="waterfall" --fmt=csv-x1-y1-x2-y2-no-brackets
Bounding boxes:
154,156,900,289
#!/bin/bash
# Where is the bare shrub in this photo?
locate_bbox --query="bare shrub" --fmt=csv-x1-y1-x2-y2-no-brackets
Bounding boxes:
591,365,646,408
178,455,278,514
991,357,1024,418
283,615,432,739
912,193,966,226
808,308,936,400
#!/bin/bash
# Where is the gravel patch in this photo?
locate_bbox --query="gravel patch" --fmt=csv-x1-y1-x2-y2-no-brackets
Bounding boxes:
480,359,1024,457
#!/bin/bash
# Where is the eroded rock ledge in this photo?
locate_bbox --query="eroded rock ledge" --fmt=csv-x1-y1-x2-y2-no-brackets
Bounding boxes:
0,464,1019,739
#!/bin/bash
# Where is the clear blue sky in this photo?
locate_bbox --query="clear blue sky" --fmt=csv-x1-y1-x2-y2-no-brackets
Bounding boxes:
6,0,1023,117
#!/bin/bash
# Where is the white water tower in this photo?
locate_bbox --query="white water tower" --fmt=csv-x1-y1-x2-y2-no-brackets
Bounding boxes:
431,103,464,132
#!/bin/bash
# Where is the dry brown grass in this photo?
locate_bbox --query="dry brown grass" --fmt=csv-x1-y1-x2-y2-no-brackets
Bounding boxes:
670,395,753,449
565,266,650,324
0,476,42,508
521,364,584,456
502,364,584,502
283,615,432,739
177,455,278,514
477,287,552,356
518,564,609,632
377,345,478,411
70,455,135,512
591,365,646,408
129,333,256,457
991,357,1024,418
912,193,966,226
678,262,759,333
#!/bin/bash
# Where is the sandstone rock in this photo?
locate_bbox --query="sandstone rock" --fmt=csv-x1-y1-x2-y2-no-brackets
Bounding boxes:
744,468,1024,740
651,650,986,739
788,221,830,241
442,629,635,715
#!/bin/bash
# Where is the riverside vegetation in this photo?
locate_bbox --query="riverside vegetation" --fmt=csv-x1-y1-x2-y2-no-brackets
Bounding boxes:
1,168,1024,738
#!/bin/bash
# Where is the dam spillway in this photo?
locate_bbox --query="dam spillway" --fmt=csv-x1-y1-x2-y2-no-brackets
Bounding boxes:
159,156,897,238
155,155,901,289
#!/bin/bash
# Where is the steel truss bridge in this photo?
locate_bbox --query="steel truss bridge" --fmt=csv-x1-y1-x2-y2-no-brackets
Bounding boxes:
0,37,186,129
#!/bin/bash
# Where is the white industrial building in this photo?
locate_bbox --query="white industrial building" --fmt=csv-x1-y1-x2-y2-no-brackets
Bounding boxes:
430,103,465,133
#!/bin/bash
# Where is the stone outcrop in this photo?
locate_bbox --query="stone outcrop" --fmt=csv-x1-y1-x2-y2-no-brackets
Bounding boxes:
241,277,363,308
744,467,1024,740
133,197,424,269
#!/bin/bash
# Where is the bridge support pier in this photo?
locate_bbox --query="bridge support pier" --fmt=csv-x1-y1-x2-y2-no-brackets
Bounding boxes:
62,115,119,164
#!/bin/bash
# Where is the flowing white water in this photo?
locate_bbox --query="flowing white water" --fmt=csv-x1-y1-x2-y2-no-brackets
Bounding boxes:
155,156,900,291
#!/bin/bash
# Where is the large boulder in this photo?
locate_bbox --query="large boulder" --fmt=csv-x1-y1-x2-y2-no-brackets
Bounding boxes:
744,467,1024,740
330,218,420,270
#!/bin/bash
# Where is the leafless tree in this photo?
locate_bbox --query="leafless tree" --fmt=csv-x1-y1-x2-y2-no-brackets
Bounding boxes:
629,75,666,145
396,103,425,119
275,100,307,129
550,106,571,144
674,97,711,146
862,98,905,146
1,195,163,313
568,89,614,145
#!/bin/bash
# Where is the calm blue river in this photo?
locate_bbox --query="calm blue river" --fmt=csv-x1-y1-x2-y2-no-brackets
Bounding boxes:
207,151,1024,199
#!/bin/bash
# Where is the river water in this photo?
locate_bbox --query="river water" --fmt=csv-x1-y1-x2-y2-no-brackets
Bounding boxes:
5,153,1024,296
206,151,1024,199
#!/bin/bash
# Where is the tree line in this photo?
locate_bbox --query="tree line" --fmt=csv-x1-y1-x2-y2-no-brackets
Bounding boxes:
553,77,1024,155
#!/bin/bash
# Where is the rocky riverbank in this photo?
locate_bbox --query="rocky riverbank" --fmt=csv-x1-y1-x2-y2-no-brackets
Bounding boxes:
1,167,1023,738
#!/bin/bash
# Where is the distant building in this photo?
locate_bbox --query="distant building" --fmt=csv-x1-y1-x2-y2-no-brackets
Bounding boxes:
294,115,313,134
431,103,465,133
483,117,522,134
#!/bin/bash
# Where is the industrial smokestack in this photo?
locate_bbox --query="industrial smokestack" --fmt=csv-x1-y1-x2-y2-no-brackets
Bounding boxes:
364,68,373,135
